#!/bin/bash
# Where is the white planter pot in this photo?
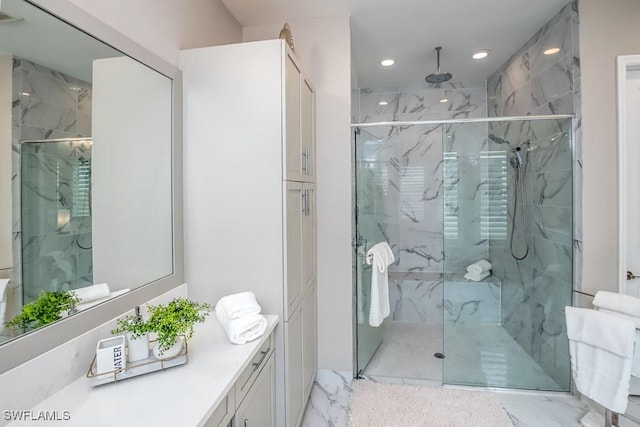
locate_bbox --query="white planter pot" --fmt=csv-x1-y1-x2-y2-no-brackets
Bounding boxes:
126,333,150,363
152,337,183,360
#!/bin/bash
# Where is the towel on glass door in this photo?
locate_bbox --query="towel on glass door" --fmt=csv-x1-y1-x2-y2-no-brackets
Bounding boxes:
565,306,635,413
366,242,395,327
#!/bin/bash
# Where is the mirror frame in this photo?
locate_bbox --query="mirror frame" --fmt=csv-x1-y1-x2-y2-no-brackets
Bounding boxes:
0,0,184,374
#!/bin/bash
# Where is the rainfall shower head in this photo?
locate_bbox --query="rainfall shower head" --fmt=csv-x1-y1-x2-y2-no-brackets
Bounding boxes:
425,47,452,84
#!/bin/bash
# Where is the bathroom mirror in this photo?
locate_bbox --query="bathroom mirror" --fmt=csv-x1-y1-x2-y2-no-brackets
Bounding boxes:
0,0,179,365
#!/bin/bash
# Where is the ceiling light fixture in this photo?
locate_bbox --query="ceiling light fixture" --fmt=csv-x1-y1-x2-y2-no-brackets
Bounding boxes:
439,98,448,103
380,59,395,67
378,101,388,106
472,50,490,60
544,47,561,55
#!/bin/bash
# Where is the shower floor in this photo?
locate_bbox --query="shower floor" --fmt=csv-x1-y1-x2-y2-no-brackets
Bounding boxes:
363,321,562,391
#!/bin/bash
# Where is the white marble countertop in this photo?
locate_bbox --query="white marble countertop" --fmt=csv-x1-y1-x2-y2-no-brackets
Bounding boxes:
7,314,278,426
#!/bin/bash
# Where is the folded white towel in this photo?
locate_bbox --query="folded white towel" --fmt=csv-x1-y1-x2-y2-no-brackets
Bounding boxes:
215,307,267,345
466,260,492,275
593,291,640,318
0,279,9,303
566,306,635,413
464,271,490,282
366,242,395,327
216,291,262,319
70,283,111,303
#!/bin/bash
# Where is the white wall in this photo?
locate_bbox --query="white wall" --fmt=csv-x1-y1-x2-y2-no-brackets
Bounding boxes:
68,0,242,66
579,0,640,297
244,17,353,371
92,57,173,292
0,56,11,273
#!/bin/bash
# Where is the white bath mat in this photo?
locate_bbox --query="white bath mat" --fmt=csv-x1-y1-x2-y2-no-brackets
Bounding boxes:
349,380,514,426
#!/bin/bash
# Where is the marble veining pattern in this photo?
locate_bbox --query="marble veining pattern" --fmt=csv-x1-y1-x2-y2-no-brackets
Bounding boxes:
302,370,590,427
10,57,93,305
486,1,578,391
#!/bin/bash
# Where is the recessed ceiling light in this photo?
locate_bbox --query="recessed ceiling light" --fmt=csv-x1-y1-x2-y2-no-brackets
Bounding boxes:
472,50,490,60
380,59,395,67
378,101,388,106
440,98,448,103
544,47,561,55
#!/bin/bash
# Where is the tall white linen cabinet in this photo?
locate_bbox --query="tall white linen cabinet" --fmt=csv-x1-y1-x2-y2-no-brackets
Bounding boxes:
180,39,317,427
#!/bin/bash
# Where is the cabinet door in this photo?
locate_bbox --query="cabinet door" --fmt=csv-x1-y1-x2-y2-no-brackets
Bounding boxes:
285,182,303,319
235,353,275,427
284,53,303,181
285,308,304,427
301,77,315,182
301,184,316,291
302,283,317,398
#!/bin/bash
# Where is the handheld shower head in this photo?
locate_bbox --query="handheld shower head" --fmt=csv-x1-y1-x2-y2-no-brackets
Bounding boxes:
488,134,512,147
489,134,525,168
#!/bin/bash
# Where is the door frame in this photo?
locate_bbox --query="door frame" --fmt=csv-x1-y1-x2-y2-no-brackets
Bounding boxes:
617,54,640,294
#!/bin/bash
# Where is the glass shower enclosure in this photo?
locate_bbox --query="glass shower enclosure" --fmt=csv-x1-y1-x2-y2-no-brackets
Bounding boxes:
20,138,93,303
353,116,573,391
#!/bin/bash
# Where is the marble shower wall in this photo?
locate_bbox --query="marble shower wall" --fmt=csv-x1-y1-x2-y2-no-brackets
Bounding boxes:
486,1,578,391
354,82,487,322
11,57,93,303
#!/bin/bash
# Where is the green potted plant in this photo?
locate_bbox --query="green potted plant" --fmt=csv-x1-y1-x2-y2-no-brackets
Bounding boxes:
5,290,80,333
146,298,212,359
111,309,152,363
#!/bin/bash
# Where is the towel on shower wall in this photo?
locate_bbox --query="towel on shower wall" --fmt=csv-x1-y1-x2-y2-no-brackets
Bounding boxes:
565,306,635,413
216,291,262,319
466,260,492,275
464,271,490,282
366,242,395,327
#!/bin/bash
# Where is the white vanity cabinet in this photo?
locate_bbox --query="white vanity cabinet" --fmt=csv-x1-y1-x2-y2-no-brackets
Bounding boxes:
181,39,317,427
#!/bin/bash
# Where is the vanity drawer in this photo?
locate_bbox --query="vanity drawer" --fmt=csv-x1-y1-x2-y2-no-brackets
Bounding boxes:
202,387,235,427
235,332,274,407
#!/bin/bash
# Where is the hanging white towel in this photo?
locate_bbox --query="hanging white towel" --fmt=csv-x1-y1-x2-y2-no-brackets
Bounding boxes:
466,260,492,275
215,307,268,345
464,271,490,282
593,291,640,319
216,291,262,319
565,306,635,413
0,279,9,303
366,242,395,327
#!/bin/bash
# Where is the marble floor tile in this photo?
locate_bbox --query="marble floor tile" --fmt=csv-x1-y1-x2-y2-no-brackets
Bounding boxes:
301,370,589,427
301,370,352,427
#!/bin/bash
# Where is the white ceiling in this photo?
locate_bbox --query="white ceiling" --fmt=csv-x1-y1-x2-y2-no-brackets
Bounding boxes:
222,0,571,88
0,0,121,82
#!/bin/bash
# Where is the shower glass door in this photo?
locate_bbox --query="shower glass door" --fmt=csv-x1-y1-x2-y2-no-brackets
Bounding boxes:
442,117,573,391
20,139,93,303
353,128,386,374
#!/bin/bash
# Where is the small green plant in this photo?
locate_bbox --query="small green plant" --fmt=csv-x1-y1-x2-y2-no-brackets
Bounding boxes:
5,290,80,333
146,298,212,355
111,313,150,339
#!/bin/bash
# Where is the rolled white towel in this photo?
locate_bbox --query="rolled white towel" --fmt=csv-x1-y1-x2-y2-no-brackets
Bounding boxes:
466,260,492,275
216,307,267,345
464,271,490,282
216,291,262,320
70,283,110,303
